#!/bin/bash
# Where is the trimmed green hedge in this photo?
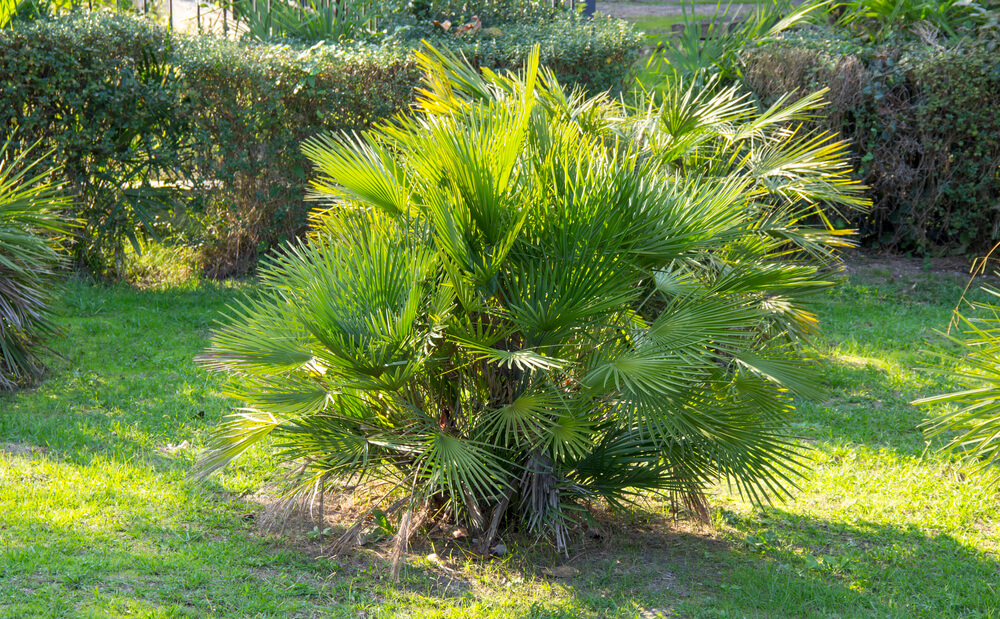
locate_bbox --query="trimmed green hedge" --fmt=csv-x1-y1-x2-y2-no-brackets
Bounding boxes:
177,37,419,277
412,14,643,94
0,14,190,273
742,30,1000,254
398,0,561,25
0,11,640,275
0,13,419,275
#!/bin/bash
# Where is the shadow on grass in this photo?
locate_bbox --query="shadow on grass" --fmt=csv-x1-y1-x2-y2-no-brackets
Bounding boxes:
393,502,1000,618
791,352,965,457
796,362,917,451
2,443,998,619
2,272,998,617
455,501,999,619
688,506,1000,619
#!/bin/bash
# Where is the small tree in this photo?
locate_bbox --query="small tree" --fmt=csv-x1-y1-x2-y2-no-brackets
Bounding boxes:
197,46,866,569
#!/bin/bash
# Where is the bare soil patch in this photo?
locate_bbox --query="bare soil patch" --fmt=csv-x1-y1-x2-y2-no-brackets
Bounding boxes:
840,252,983,280
1,443,48,458
239,487,727,602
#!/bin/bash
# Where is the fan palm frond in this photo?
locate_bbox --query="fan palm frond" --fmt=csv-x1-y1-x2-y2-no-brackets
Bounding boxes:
197,43,867,561
916,293,1000,476
0,138,72,391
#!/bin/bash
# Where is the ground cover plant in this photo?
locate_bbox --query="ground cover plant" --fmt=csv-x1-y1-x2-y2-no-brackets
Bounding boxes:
1,256,998,617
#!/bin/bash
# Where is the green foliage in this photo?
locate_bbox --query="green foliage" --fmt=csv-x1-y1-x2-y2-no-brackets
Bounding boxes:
1,11,638,277
742,30,1000,253
1,0,130,27
0,139,72,391
176,36,419,277
916,285,1000,479
400,0,560,25
409,13,642,94
0,12,418,277
0,13,189,276
382,0,641,94
833,0,999,43
196,45,865,563
645,0,826,85
230,0,377,44
0,0,14,26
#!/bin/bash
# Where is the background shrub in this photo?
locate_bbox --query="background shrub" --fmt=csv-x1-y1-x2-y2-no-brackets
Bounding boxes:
0,13,189,275
832,0,999,43
409,14,642,94
0,13,417,277
397,0,560,25
742,31,1000,253
0,10,640,276
177,38,419,277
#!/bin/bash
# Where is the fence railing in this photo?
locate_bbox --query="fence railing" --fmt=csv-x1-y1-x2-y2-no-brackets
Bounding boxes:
3,0,593,34
188,0,592,35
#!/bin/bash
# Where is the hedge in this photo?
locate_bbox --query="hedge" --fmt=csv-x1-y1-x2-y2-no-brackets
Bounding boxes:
0,14,190,273
0,13,418,275
0,11,640,276
410,14,643,94
177,38,419,277
742,30,1000,254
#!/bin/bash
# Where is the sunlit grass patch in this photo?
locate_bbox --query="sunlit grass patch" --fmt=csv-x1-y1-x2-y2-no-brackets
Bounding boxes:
1,257,999,617
124,241,203,289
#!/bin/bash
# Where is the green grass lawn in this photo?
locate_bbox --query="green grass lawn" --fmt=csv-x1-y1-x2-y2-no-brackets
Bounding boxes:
606,0,776,40
626,15,687,42
614,0,826,54
2,256,999,618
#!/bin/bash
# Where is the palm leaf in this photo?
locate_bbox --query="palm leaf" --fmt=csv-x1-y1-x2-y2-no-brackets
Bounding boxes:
0,138,73,390
916,301,1000,473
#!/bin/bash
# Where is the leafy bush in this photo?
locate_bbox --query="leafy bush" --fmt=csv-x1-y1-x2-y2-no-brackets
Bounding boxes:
123,239,202,287
381,0,641,94
196,46,865,566
399,0,560,25
176,36,419,277
833,0,999,43
0,139,72,391
1,11,638,277
644,0,823,85
228,0,378,44
410,13,642,94
0,13,190,276
0,12,418,277
742,31,1000,253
